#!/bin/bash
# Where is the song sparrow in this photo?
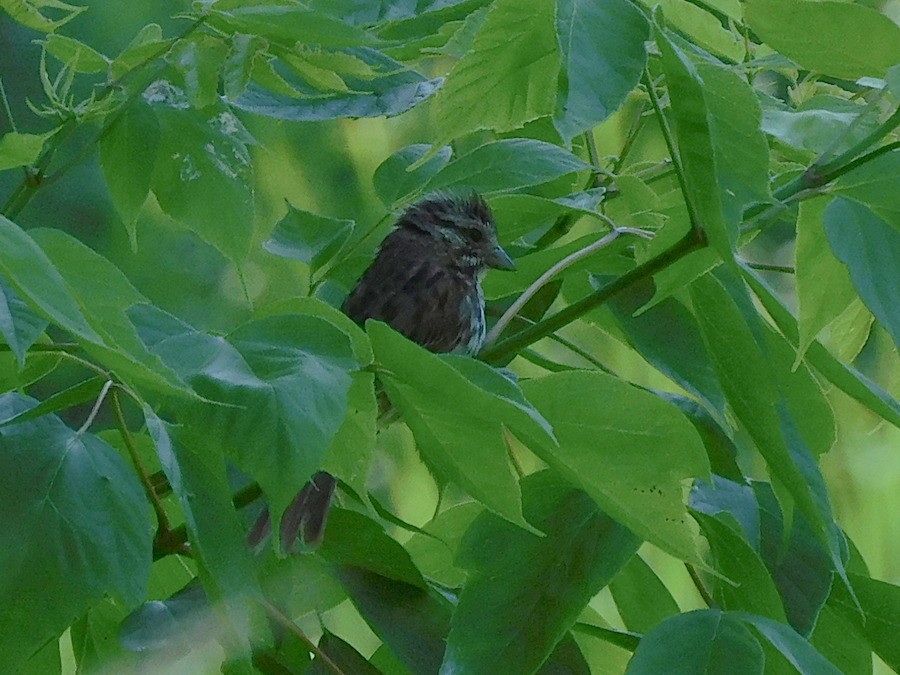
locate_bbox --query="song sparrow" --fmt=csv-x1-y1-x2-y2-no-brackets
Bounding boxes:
256,192,515,551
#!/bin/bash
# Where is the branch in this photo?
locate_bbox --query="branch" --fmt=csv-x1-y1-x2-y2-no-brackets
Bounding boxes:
259,601,346,675
480,231,704,364
483,224,653,348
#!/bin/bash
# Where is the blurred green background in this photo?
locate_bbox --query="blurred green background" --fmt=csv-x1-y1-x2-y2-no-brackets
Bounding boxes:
2,1,898,671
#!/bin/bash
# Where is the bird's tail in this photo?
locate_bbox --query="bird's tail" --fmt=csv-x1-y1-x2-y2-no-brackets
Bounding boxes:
247,471,336,553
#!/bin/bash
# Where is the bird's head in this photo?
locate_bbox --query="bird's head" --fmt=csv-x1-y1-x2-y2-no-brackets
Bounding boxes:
398,193,515,274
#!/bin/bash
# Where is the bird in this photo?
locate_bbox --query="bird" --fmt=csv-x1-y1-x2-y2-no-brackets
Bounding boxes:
252,192,515,552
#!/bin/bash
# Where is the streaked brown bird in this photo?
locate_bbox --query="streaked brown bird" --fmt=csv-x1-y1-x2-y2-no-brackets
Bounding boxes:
254,192,515,551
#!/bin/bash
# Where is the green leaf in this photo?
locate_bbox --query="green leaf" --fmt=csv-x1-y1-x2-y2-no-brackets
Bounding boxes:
656,27,750,259
0,0,85,32
149,101,255,264
31,228,196,397
638,0,743,61
167,33,230,110
810,600,873,675
208,4,378,48
405,502,483,589
626,609,765,675
553,0,648,140
690,272,845,574
99,100,159,244
263,204,355,277
833,150,900,233
41,34,108,73
0,275,47,365
795,197,857,362
0,376,102,428
521,371,710,564
373,143,452,208
444,471,641,675
434,0,559,140
0,219,193,398
109,24,171,80
736,613,842,675
609,554,681,633
312,633,381,675
120,582,214,656
144,412,262,656
333,566,452,674
232,49,441,121
222,34,266,101
694,512,788,621
369,321,553,530
0,130,56,172
830,573,900,671
424,139,589,195
319,508,425,587
741,265,900,429
0,393,151,669
824,197,900,346
754,482,833,637
134,305,358,536
761,99,881,158
606,280,727,419
744,0,900,80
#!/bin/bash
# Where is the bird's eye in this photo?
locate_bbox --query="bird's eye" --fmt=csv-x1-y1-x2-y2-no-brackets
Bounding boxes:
468,228,485,243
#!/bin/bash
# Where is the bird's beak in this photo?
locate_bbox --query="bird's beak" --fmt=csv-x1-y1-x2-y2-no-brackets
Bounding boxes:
486,244,516,271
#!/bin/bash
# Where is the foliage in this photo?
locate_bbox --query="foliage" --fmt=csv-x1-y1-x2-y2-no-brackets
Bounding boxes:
0,0,899,672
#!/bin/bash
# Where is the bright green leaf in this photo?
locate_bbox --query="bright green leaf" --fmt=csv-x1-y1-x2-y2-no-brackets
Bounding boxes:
0,130,53,172
553,0,648,140
369,321,554,531
795,196,857,363
824,197,900,346
434,0,559,140
0,0,85,32
521,371,710,564
424,139,589,195
744,0,900,80
41,34,108,73
263,204,355,277
609,554,681,634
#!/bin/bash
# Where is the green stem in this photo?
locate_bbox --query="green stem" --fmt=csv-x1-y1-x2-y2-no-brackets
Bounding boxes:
1,17,206,220
0,76,17,132
480,231,703,364
642,67,701,236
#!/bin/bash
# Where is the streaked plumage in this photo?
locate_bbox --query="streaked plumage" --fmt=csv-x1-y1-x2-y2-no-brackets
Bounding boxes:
260,192,514,550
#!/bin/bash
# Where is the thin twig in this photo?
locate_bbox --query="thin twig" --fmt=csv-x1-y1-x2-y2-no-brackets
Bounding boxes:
685,562,716,608
483,225,653,348
112,389,172,532
744,261,794,274
76,379,113,435
642,67,702,236
0,76,18,132
260,600,346,675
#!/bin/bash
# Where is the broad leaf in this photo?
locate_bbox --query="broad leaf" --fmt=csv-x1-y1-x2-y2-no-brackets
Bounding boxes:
553,0,648,140
369,321,554,530
132,304,359,536
443,471,641,674
263,204,355,277
148,97,255,264
0,275,47,365
0,393,151,669
99,100,159,245
609,554,681,633
522,371,710,564
434,0,559,140
627,610,765,675
824,197,900,346
744,0,900,80
373,143,452,208
424,138,589,195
